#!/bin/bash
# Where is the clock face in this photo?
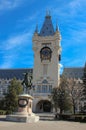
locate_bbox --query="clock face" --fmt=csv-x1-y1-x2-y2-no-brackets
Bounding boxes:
40,47,52,61
42,49,50,56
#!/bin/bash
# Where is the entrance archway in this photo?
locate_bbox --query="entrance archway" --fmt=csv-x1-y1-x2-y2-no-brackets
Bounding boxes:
36,100,51,112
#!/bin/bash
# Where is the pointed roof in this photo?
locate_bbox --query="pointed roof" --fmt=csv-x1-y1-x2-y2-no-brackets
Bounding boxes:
39,14,55,36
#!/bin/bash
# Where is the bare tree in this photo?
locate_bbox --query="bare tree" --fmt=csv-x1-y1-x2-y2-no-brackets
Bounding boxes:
51,76,71,114
82,63,86,99
67,78,82,114
81,63,86,111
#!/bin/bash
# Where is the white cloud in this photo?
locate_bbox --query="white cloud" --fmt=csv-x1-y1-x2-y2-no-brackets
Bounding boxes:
0,0,22,11
0,31,33,68
69,0,86,15
0,0,37,11
69,0,81,10
2,32,32,50
52,0,86,19
69,0,86,9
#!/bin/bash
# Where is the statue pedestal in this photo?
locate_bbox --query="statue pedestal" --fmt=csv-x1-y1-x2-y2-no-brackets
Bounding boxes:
6,94,39,123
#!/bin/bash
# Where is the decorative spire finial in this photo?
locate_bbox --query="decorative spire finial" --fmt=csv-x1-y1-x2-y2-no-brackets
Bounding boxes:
46,10,51,19
56,19,59,31
46,10,50,16
35,24,38,33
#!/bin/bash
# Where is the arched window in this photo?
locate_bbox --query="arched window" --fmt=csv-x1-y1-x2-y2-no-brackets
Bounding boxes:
40,47,52,61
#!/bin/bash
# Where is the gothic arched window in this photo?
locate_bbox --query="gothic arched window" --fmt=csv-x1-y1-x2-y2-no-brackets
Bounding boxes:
40,47,52,61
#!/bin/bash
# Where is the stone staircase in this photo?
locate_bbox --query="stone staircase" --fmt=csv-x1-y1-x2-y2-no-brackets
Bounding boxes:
36,113,55,120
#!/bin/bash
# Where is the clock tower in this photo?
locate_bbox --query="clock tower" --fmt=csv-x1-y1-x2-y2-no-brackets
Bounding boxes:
32,13,61,112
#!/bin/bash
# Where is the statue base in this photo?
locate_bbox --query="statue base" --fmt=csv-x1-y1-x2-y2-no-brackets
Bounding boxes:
6,94,39,123
6,112,39,123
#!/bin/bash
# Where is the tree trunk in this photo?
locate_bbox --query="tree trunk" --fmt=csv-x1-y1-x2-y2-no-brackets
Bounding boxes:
73,100,76,114
73,105,76,114
60,109,63,114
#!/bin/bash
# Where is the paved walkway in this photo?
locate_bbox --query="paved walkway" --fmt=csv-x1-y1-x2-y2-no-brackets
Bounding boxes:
0,116,86,130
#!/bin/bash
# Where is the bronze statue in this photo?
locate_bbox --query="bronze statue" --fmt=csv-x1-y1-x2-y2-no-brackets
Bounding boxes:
22,72,32,94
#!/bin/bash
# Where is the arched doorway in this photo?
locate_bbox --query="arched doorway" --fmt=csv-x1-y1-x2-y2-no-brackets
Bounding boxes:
36,100,51,112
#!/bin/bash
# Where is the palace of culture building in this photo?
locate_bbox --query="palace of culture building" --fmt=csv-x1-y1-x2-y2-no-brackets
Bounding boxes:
0,13,84,112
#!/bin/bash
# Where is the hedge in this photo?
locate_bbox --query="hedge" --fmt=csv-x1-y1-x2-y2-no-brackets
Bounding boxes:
0,110,6,115
55,113,86,122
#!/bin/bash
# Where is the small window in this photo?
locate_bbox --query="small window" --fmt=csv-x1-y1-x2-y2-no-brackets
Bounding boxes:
49,85,52,92
42,85,47,93
37,85,41,93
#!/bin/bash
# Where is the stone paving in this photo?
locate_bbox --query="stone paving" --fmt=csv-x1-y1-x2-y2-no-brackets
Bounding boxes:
0,115,86,130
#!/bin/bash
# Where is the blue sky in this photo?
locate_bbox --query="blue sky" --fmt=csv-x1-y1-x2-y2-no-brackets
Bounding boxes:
0,0,86,71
